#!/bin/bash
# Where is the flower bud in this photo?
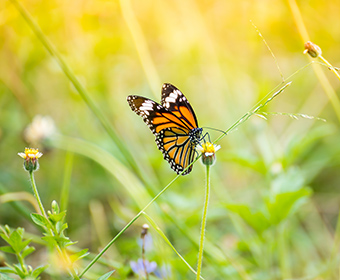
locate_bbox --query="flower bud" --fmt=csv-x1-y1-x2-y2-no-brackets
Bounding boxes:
51,200,60,214
303,41,322,58
196,142,221,166
141,223,149,238
18,148,43,173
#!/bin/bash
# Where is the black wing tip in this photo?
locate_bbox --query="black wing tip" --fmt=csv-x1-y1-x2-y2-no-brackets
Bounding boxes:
162,83,178,90
127,95,139,100
127,95,138,103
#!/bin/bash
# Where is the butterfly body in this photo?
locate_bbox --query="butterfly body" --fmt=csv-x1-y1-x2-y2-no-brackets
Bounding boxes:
127,83,202,175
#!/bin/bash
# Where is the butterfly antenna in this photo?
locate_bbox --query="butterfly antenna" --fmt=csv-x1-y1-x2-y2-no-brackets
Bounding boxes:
202,126,228,136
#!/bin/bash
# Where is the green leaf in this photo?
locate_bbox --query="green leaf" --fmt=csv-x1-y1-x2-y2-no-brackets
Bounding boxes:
97,270,115,280
15,228,25,238
0,233,11,244
16,239,32,254
12,264,26,278
31,213,51,229
0,246,15,254
41,236,58,247
9,230,23,253
48,211,66,223
71,249,89,262
226,204,271,234
266,187,312,225
56,222,68,234
0,272,17,279
32,264,49,278
0,267,16,274
22,246,36,259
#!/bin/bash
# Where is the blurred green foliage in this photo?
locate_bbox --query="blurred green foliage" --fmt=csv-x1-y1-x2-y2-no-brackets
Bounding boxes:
1,0,340,279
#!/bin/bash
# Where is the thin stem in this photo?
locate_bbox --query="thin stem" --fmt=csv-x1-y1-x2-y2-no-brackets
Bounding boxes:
141,228,149,280
318,55,340,82
29,171,47,218
78,172,183,278
196,165,210,280
17,253,28,274
29,173,79,280
214,82,291,143
142,212,206,279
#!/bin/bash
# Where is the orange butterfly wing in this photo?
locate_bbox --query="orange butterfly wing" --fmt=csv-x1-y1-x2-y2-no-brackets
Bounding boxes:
127,83,202,175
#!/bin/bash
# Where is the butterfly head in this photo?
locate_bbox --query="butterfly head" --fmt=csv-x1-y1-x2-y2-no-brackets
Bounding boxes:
189,127,203,145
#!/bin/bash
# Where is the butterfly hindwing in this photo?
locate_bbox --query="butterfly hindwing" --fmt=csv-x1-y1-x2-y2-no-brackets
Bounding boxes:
157,127,196,175
127,83,201,175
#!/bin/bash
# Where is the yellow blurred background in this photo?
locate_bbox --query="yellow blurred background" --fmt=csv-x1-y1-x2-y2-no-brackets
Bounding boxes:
1,0,340,279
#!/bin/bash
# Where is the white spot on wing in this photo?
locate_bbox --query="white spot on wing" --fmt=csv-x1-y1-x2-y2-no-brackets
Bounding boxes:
165,97,176,103
169,92,178,99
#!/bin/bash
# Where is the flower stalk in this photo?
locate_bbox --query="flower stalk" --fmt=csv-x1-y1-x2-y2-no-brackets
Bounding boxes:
195,142,219,280
18,148,80,279
29,171,47,218
196,164,210,280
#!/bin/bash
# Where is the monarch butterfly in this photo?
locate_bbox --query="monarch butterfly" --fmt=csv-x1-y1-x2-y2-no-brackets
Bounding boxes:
127,83,203,175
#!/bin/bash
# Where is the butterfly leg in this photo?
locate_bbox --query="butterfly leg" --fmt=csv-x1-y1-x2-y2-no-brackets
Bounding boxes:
200,132,211,143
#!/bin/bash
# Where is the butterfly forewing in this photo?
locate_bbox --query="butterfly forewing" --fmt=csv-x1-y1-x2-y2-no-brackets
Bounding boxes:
127,96,186,134
127,83,201,175
161,83,199,130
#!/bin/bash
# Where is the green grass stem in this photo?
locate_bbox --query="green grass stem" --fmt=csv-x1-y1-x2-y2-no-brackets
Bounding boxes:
29,171,47,218
196,165,210,280
215,82,291,143
143,212,206,280
79,171,184,278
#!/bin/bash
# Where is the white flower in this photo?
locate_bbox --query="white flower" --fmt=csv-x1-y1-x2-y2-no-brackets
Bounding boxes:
24,115,57,145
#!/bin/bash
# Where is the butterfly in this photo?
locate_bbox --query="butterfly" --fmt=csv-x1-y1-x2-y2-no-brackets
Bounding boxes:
127,83,203,175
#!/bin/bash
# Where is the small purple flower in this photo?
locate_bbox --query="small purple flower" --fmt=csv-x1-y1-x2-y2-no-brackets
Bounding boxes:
130,258,157,277
154,264,172,279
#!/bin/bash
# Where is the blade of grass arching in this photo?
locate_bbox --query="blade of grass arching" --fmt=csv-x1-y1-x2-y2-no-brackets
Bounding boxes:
9,0,142,178
119,0,161,99
51,135,152,210
287,0,340,123
142,212,206,280
164,209,253,280
0,184,36,220
59,152,73,212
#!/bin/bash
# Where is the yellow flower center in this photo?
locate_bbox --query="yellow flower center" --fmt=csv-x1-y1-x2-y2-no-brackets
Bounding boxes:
18,148,43,160
201,142,216,154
